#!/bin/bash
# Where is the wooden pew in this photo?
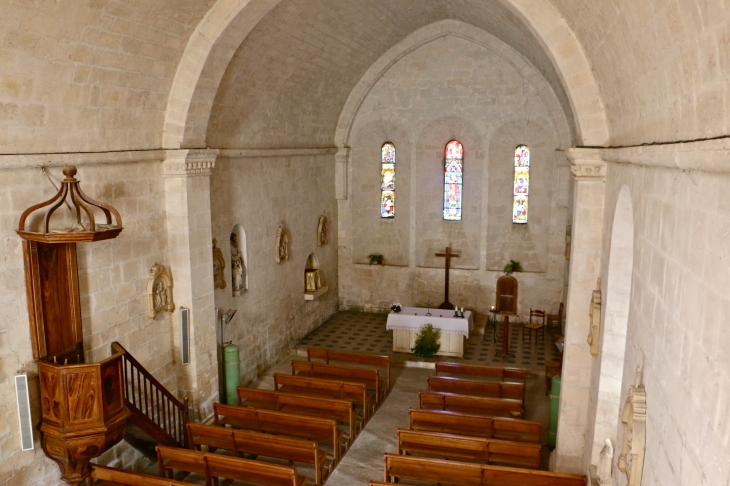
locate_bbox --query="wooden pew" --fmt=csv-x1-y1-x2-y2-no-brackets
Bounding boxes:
419,391,523,418
157,446,306,486
396,429,542,469
427,375,525,404
291,360,382,404
90,465,195,486
306,348,391,400
408,408,543,444
237,387,360,441
213,403,345,464
383,454,587,486
274,373,375,420
435,361,527,384
187,423,329,486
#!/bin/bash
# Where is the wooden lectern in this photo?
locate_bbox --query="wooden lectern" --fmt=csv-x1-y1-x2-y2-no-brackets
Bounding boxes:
495,275,518,357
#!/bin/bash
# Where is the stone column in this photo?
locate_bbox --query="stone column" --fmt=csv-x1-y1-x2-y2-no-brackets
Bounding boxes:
163,149,219,421
554,148,606,473
335,147,350,200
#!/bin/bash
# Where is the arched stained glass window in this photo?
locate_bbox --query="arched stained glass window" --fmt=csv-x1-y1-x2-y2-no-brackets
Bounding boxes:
513,145,530,224
381,142,395,218
443,140,464,221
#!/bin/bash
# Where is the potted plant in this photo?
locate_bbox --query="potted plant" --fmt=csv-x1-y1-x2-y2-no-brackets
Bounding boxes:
390,303,402,313
503,260,523,275
367,253,384,265
411,323,441,358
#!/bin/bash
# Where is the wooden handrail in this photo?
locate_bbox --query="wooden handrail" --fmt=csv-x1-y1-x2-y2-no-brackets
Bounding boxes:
111,342,189,448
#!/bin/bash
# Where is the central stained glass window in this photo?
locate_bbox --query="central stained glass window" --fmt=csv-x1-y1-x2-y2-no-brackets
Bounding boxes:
513,145,530,224
443,140,464,221
381,142,395,218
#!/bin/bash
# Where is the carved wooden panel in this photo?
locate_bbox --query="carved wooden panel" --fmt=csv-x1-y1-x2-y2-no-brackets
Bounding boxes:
23,241,83,361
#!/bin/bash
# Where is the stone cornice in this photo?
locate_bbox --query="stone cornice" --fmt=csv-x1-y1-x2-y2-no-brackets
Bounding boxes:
0,149,167,170
218,148,337,159
599,137,730,173
567,148,607,181
163,149,218,177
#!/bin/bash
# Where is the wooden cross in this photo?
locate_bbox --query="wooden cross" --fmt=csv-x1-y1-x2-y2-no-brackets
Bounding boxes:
435,246,460,310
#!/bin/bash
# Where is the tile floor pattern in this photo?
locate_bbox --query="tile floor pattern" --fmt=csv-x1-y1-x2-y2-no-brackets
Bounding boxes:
296,311,562,370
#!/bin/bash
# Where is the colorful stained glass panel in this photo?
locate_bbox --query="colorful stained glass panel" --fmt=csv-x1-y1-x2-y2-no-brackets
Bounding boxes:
513,145,530,224
443,140,464,221
381,142,395,218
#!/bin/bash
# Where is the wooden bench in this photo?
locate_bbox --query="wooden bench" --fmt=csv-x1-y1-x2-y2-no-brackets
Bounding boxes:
90,465,195,486
396,429,542,469
382,454,587,485
408,408,543,444
427,375,525,404
307,348,391,400
419,391,523,418
213,403,346,464
435,361,527,384
274,372,375,420
237,387,360,441
157,445,306,486
292,360,382,404
187,423,329,486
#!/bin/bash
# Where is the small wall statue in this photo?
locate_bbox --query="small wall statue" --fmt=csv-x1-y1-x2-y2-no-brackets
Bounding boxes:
597,439,614,485
317,215,328,246
147,264,175,319
275,222,290,264
230,232,246,296
618,366,647,486
212,239,226,290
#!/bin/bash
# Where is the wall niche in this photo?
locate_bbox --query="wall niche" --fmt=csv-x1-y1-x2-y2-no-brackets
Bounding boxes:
304,253,327,300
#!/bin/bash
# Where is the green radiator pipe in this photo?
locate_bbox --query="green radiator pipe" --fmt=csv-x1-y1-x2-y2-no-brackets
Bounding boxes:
548,374,561,448
224,343,240,405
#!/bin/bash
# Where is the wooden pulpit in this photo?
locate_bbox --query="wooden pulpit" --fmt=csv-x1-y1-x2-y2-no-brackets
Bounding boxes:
495,275,518,357
18,167,127,485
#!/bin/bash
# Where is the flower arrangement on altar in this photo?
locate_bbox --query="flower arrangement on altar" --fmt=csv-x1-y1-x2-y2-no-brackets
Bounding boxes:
390,303,402,313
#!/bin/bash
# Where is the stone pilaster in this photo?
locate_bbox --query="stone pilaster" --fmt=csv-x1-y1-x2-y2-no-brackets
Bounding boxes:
162,149,219,420
555,148,606,473
335,147,350,200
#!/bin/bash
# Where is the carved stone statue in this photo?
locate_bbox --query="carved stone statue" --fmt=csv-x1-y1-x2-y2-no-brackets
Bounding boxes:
275,223,289,264
597,439,613,485
230,233,245,296
212,239,226,290
618,366,646,486
565,225,572,260
587,279,602,356
147,264,175,319
317,215,328,246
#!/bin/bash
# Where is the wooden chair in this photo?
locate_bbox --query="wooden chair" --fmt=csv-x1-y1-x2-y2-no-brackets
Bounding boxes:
546,302,564,330
523,309,545,345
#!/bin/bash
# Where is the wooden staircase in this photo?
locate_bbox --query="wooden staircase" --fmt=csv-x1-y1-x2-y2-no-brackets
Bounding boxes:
111,342,189,456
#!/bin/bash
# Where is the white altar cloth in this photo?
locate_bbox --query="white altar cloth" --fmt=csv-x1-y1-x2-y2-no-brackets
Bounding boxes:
386,307,474,338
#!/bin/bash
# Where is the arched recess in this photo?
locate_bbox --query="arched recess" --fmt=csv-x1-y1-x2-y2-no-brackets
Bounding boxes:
585,184,634,466
164,0,609,150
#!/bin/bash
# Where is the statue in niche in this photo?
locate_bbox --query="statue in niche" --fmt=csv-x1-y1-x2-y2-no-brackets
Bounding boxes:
317,215,328,246
618,366,647,486
565,225,572,260
587,279,602,357
230,233,245,296
212,239,226,290
597,439,613,485
147,264,175,319
275,223,289,264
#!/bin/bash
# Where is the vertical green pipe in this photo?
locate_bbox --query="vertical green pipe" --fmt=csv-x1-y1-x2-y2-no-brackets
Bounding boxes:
548,374,561,448
224,343,240,405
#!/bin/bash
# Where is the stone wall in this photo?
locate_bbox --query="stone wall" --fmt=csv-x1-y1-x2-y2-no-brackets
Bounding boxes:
338,34,571,317
210,153,339,387
0,159,182,485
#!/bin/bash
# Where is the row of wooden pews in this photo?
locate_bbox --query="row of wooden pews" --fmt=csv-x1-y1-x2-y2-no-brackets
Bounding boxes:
370,360,587,486
90,347,391,486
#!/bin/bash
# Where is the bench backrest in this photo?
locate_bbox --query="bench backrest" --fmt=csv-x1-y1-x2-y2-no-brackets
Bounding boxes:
408,408,542,443
307,348,390,390
435,362,527,383
204,452,304,486
419,391,523,418
156,445,208,479
187,422,237,454
90,465,194,486
236,386,280,409
384,453,483,485
213,402,260,430
427,376,525,403
292,360,379,383
275,372,367,399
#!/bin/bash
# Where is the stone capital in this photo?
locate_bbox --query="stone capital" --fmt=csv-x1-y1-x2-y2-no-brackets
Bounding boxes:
567,148,606,181
163,149,219,177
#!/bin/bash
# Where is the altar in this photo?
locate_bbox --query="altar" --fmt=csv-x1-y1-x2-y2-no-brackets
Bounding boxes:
386,307,474,358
